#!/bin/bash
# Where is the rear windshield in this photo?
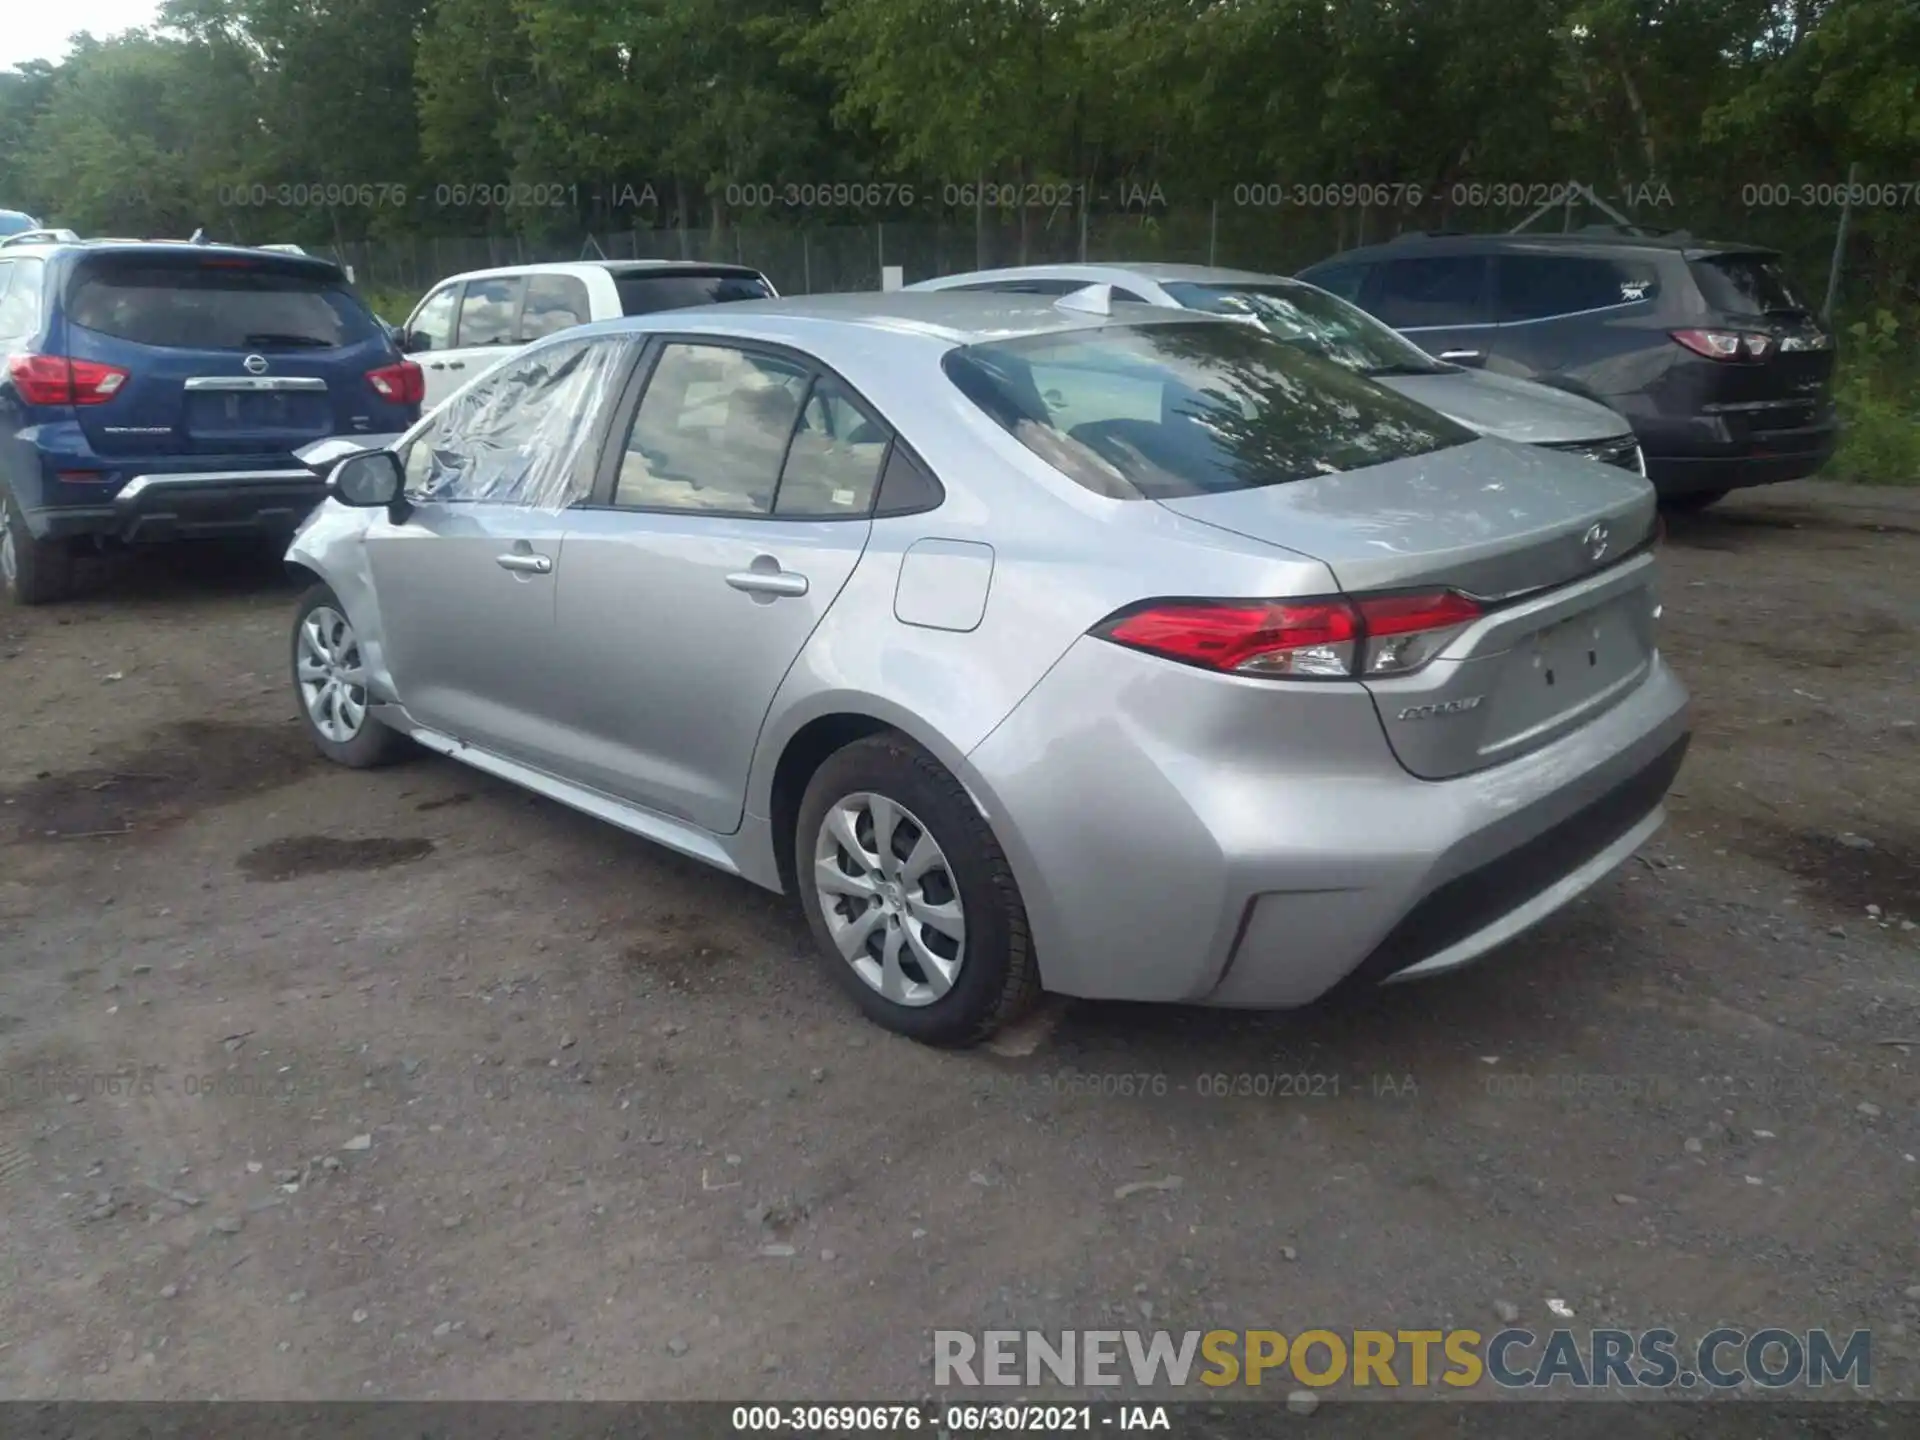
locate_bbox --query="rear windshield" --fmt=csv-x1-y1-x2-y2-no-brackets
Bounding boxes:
1690,254,1809,317
615,271,774,316
66,260,380,350
943,321,1475,501
1162,280,1450,377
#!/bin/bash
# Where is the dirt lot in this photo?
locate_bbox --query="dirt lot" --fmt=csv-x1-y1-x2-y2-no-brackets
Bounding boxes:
0,480,1916,1403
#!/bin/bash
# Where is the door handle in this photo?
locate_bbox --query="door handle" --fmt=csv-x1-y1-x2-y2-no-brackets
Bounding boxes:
495,552,553,574
1438,349,1485,364
726,569,809,598
447,362,466,371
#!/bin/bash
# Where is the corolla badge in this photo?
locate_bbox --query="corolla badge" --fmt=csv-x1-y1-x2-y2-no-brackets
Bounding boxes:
1398,696,1484,721
243,353,269,375
1582,522,1611,564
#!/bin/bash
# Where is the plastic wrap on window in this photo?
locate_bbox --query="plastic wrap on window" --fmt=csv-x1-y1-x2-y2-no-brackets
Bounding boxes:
410,339,629,511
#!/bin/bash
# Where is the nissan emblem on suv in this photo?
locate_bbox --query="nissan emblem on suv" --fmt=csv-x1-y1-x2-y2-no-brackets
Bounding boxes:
1584,522,1611,563
243,353,269,375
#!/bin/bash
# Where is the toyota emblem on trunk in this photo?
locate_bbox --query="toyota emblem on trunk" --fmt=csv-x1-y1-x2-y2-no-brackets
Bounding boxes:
1583,522,1611,563
243,353,269,375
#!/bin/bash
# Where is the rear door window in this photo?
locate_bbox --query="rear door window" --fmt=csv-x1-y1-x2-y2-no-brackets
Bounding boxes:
520,274,592,341
1689,254,1810,317
65,259,380,350
1496,255,1660,321
775,377,892,518
455,276,523,348
1367,256,1489,328
614,271,774,316
614,343,809,513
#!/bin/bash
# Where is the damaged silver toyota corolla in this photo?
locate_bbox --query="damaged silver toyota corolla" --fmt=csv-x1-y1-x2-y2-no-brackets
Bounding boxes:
285,289,1690,1046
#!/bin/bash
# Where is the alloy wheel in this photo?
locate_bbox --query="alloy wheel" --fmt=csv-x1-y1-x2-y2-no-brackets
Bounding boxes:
297,605,370,743
813,792,967,1007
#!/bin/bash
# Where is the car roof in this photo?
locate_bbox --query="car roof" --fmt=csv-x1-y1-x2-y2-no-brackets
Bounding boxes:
1304,230,1776,266
0,238,348,278
434,258,769,286
912,261,1290,290
566,289,1207,349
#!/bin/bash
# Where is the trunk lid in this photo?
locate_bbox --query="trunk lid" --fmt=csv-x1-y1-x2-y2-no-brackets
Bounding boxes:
1159,438,1661,778
1373,370,1627,446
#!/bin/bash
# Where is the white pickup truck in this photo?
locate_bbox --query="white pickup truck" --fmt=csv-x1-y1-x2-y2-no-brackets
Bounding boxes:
396,259,778,407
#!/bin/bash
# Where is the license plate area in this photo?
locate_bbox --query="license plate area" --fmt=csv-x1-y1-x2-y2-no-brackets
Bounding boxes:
185,390,331,437
1478,595,1652,759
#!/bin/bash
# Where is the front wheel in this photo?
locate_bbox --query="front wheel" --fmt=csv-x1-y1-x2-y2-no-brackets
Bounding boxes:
291,583,409,768
796,733,1039,1045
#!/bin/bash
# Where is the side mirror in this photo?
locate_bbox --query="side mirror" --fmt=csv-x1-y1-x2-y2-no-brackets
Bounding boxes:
399,329,425,354
328,451,404,508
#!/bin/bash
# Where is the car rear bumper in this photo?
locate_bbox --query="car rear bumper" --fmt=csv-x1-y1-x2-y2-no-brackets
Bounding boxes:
966,636,1691,1007
1643,420,1839,495
27,468,326,544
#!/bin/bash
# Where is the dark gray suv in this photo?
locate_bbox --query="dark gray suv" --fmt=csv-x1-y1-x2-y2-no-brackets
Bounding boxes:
1298,229,1837,509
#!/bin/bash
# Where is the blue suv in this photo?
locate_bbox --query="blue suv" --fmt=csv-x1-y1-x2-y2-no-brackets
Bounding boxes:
0,240,422,603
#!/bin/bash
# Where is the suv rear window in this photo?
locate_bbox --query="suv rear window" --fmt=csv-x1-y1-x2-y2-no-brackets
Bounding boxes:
615,271,773,316
66,260,379,350
1689,254,1810,317
943,321,1474,501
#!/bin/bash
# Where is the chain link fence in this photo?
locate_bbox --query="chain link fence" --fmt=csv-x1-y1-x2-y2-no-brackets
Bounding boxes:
309,195,1887,321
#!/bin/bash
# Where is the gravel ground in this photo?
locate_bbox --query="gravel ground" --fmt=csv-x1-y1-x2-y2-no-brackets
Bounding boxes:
0,479,1915,1403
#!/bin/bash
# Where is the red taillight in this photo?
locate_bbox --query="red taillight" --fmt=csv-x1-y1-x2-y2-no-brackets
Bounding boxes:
366,359,424,406
1103,600,1360,677
1097,590,1482,680
6,353,129,406
1672,328,1773,361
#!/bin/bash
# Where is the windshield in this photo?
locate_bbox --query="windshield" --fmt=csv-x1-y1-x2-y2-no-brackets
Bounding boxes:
1160,280,1450,377
943,320,1474,501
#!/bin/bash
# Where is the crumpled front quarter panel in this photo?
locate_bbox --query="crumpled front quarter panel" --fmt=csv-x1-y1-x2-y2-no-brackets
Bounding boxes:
286,501,400,705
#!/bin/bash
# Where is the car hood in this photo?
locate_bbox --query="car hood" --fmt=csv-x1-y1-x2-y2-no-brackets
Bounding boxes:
1156,436,1656,600
1374,370,1627,445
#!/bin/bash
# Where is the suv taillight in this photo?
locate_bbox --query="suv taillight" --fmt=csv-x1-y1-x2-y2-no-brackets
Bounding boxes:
366,359,424,406
1095,590,1482,680
1672,329,1774,361
6,353,130,406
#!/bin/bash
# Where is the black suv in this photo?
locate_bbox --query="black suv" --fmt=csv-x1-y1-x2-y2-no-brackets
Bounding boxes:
1298,229,1837,508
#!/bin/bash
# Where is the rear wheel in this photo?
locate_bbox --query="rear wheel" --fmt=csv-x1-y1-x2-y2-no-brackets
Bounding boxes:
1660,488,1728,513
796,733,1039,1046
0,485,75,605
291,583,409,768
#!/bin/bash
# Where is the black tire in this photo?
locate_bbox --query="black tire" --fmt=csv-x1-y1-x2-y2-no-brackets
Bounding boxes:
795,732,1040,1046
290,583,410,768
1660,488,1728,513
1,484,75,605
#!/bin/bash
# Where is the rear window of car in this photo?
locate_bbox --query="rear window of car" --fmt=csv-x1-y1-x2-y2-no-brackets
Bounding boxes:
1689,254,1809,317
615,271,774,316
942,321,1475,501
65,260,380,350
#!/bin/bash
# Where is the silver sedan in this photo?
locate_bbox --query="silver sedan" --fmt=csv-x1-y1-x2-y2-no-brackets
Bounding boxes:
287,291,1690,1044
